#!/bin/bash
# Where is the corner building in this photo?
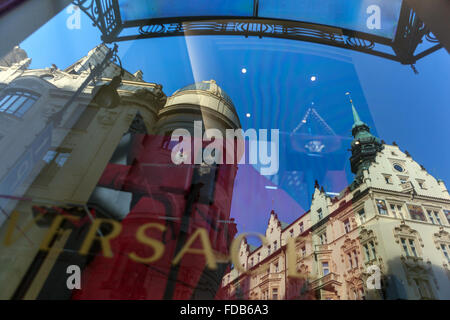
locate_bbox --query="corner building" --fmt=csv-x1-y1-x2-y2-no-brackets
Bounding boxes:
0,45,239,300
221,102,450,300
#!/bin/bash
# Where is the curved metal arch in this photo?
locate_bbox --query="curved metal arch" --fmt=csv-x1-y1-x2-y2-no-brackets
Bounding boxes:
74,0,443,66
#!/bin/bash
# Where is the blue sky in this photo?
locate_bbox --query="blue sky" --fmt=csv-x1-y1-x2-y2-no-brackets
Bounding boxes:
20,4,450,238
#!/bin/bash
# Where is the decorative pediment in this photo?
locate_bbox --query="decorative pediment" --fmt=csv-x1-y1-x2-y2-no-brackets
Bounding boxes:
340,237,359,253
393,222,424,247
433,228,450,245
358,227,377,244
400,258,438,289
297,263,309,275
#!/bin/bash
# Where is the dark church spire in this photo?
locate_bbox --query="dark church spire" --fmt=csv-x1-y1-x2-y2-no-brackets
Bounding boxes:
346,93,383,190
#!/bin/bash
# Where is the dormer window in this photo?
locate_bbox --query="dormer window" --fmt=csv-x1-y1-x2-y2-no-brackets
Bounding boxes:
399,177,408,184
416,179,426,189
383,174,393,184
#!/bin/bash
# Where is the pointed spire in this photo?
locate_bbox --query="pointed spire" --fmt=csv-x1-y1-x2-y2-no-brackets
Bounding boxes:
346,92,365,128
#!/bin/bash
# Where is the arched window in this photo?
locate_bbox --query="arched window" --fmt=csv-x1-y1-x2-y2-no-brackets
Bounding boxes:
0,89,40,117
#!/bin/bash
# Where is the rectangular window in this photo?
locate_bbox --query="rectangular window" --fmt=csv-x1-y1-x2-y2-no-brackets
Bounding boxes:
401,238,418,257
290,229,294,237
299,222,304,233
384,175,392,184
301,246,306,257
319,232,327,245
274,263,279,273
434,211,442,225
267,245,271,256
353,250,359,267
322,262,330,276
370,241,377,260
416,180,425,189
407,205,426,222
390,204,404,219
409,239,418,258
427,210,435,224
272,288,278,300
344,219,351,233
445,210,450,224
358,209,366,224
318,208,323,220
348,253,353,269
274,241,277,251
376,199,388,215
35,148,72,186
401,238,410,256
441,244,450,262
414,279,432,299
399,177,408,184
364,244,370,262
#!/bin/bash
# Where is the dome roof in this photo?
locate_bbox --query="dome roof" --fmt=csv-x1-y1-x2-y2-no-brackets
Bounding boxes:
173,80,236,110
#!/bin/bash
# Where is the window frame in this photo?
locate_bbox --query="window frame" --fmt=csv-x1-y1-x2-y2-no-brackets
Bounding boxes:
0,89,40,118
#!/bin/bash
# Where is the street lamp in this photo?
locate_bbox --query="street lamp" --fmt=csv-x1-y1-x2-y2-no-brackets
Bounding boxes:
92,45,124,109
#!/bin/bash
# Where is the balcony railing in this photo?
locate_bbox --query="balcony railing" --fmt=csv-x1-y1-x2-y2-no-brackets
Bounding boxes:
314,244,330,251
310,272,341,290
260,272,282,284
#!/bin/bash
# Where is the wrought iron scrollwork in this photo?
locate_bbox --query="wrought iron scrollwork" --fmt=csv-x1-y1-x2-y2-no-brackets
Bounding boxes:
425,32,440,43
344,36,375,50
73,0,120,39
74,0,443,66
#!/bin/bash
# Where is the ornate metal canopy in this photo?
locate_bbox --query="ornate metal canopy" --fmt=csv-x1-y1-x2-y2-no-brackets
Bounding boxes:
74,0,442,66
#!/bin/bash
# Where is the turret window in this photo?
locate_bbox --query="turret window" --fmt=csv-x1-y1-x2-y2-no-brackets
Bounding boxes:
376,199,388,215
407,205,426,222
427,210,442,225
389,204,405,219
445,210,450,224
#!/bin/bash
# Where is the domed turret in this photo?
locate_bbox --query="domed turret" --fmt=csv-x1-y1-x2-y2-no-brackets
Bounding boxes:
155,80,241,135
